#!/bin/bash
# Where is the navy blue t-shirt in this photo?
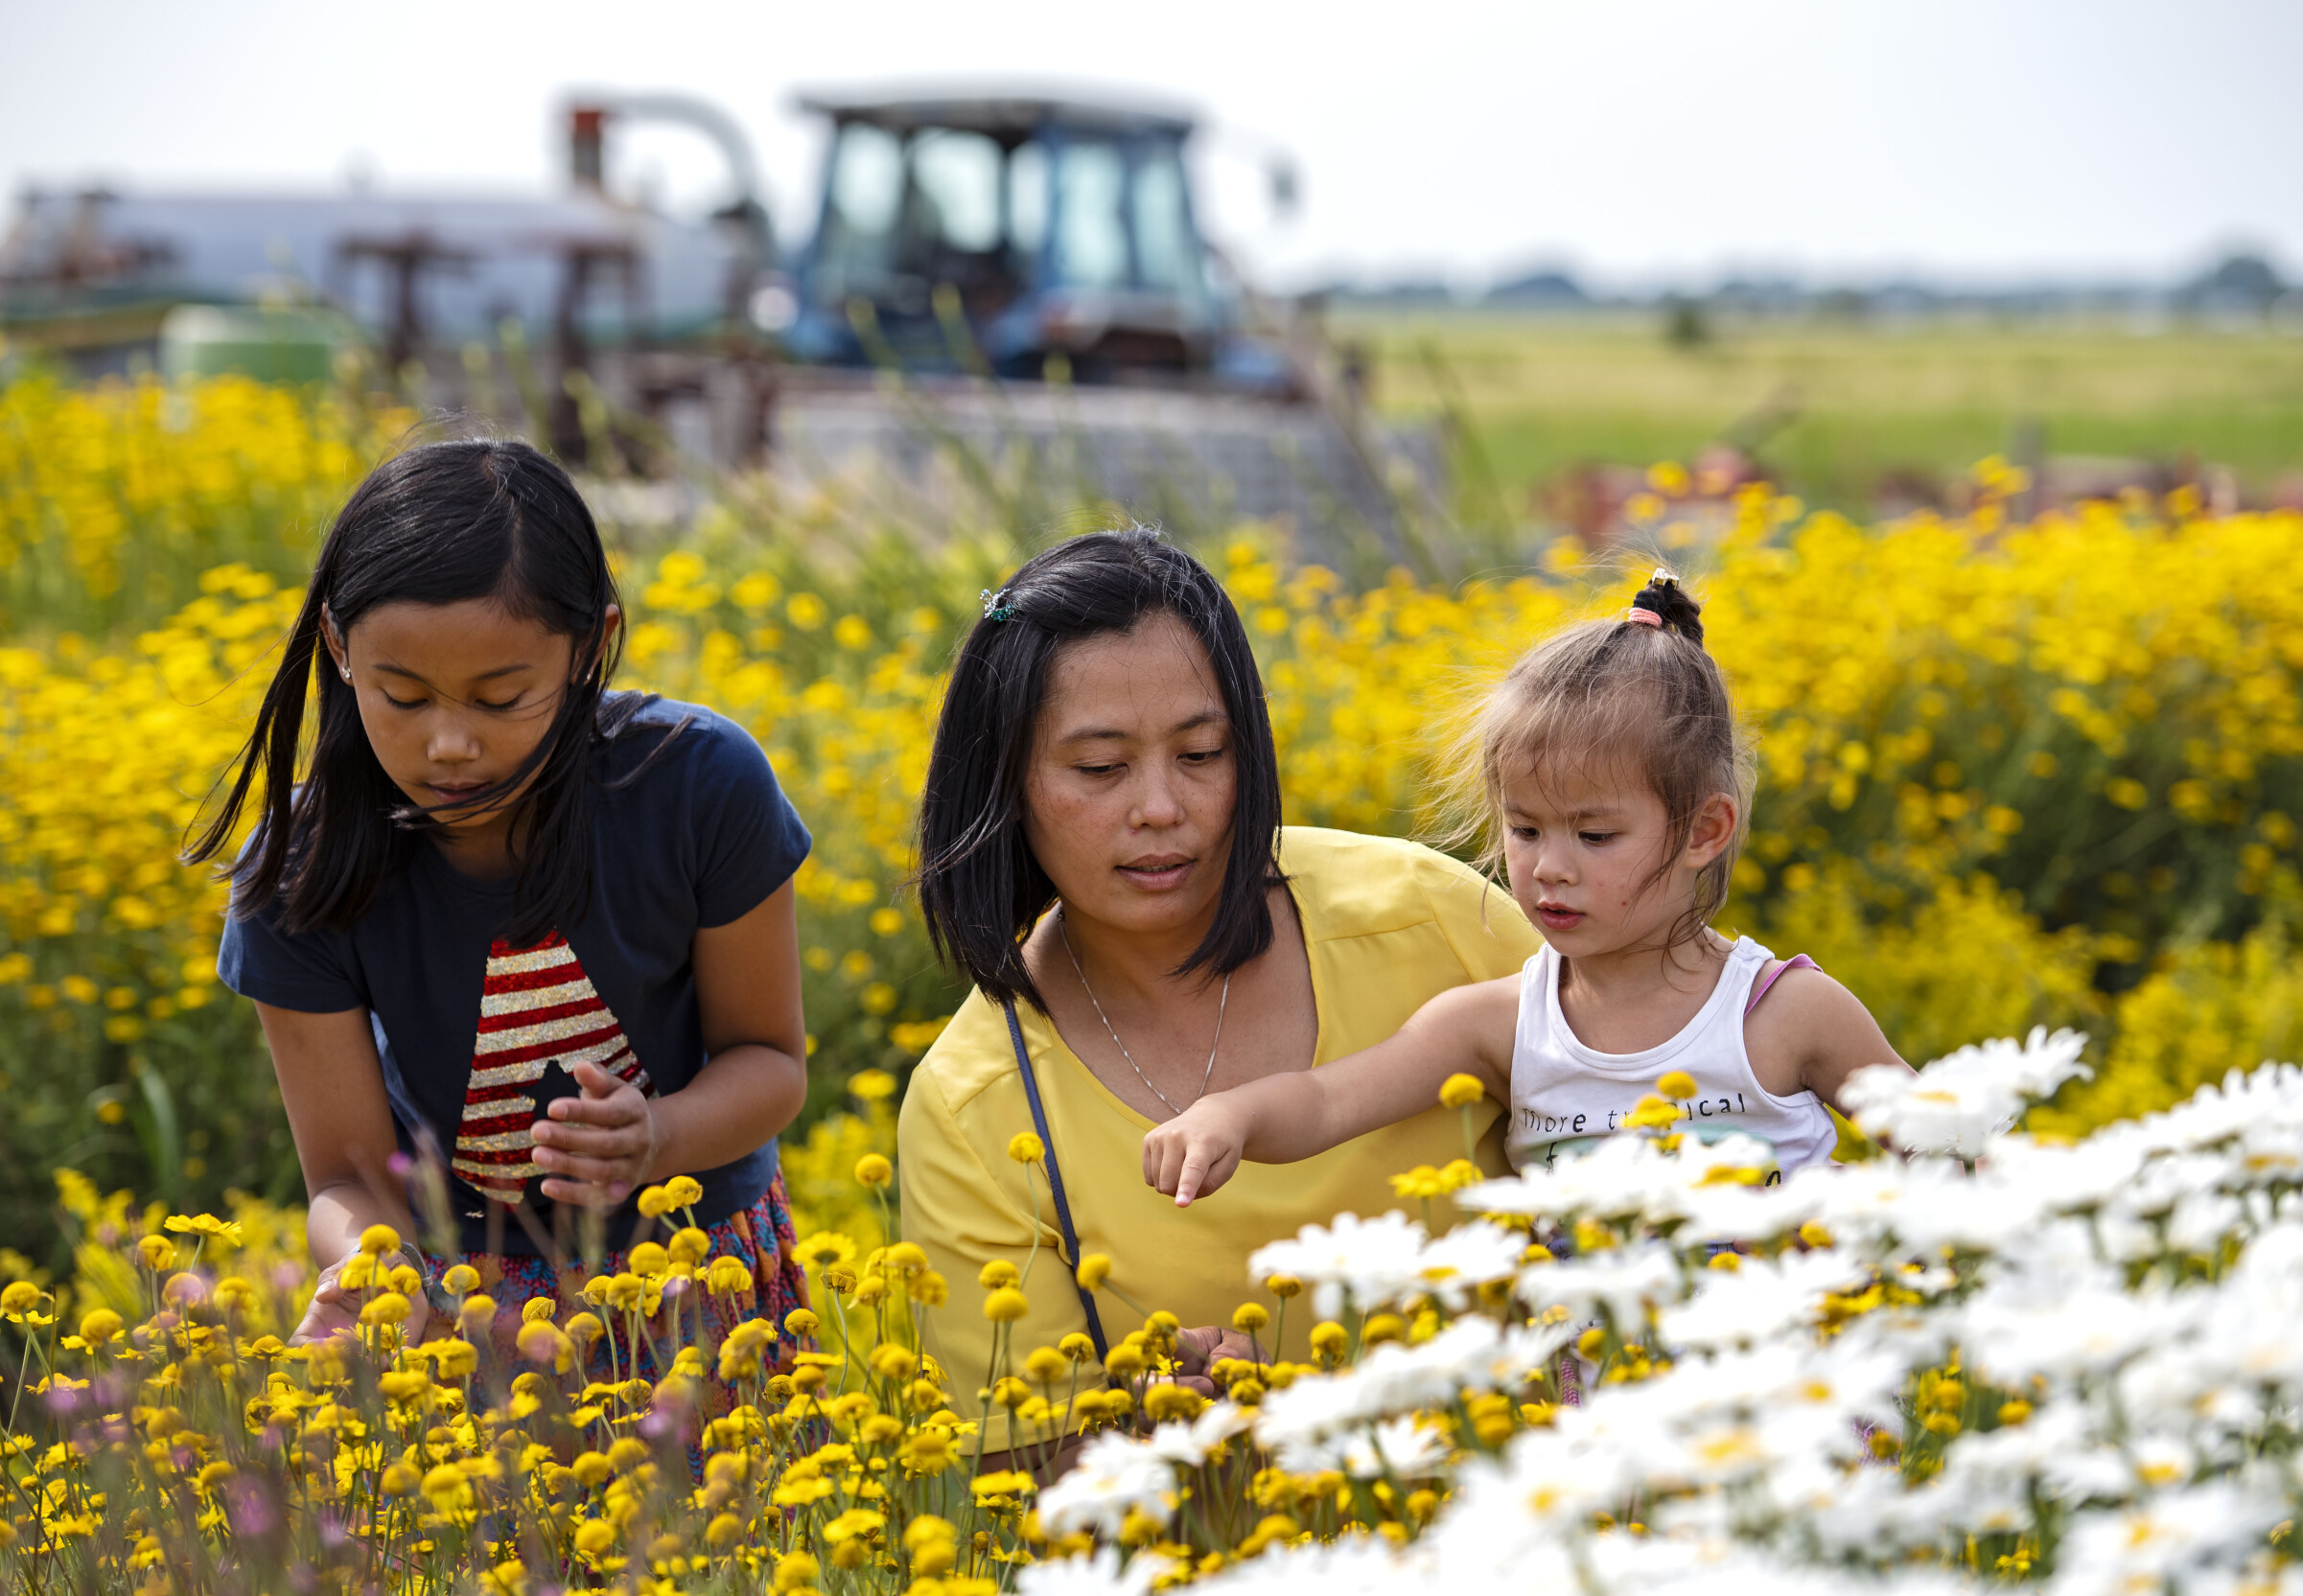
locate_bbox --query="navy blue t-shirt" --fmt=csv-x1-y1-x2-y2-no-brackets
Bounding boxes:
218,697,811,1255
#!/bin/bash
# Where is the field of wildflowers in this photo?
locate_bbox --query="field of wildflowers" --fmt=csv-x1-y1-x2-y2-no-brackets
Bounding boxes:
8,1035,2303,1592
5,370,2303,1586
6,375,2303,1237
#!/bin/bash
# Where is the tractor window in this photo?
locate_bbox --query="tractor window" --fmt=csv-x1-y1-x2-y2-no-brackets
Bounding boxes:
1131,145,1201,297
911,130,1003,254
1053,141,1128,289
827,123,903,239
1008,142,1049,258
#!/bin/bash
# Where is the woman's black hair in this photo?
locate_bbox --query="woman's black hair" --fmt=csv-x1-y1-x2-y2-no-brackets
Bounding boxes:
188,438,648,944
915,528,1286,1012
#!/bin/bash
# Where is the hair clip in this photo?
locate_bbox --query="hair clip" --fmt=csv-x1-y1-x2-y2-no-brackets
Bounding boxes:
1648,567,1681,589
979,588,1015,623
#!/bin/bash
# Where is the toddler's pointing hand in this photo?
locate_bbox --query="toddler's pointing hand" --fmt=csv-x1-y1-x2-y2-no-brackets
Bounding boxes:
1143,1097,1251,1207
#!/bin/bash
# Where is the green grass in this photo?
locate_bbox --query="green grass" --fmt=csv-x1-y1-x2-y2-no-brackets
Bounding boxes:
1341,311,2303,515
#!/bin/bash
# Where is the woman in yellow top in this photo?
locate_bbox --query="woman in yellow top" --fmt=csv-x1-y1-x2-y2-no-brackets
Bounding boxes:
898,530,1541,1452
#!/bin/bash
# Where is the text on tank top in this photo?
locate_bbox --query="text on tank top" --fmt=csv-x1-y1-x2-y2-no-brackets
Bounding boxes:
1502,936,1839,1177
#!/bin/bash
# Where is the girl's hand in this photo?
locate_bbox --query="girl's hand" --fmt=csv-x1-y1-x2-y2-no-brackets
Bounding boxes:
292,1251,432,1347
532,1059,661,1206
1142,1097,1252,1207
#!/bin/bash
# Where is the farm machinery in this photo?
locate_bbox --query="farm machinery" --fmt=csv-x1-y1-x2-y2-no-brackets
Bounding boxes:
0,88,1435,563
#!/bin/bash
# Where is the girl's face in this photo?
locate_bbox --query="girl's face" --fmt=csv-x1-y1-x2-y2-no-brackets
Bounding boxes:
1500,754,1737,958
324,597,617,837
1022,613,1238,941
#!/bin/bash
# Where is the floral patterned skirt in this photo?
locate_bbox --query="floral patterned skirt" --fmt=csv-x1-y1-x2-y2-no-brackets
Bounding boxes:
428,1170,812,1387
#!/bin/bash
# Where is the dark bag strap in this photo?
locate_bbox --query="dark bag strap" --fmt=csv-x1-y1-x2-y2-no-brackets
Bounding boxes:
1002,999,1109,1362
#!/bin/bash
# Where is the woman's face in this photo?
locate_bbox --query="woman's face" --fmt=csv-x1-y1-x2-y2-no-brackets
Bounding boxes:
1022,613,1239,938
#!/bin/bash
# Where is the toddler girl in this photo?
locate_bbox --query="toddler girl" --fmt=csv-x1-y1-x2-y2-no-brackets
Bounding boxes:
1143,571,1909,1204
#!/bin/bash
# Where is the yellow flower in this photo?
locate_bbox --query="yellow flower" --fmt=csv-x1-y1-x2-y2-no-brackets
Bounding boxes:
1623,1095,1681,1131
979,1259,1020,1289
1438,1073,1486,1109
358,1223,401,1257
794,1233,856,1270
1007,1131,1045,1165
1655,1070,1698,1101
982,1287,1029,1322
854,1154,894,1188
663,1174,706,1208
1075,1253,1112,1291
77,1307,123,1346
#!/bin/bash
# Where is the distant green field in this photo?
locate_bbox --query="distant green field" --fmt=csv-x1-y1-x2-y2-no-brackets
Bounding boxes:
1341,312,2303,515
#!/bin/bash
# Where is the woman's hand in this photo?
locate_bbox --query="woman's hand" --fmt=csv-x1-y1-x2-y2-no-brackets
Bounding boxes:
291,1250,432,1347
532,1060,661,1206
1142,1096,1254,1207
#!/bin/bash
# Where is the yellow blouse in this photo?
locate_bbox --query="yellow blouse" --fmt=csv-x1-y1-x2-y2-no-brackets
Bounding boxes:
895,826,1543,1448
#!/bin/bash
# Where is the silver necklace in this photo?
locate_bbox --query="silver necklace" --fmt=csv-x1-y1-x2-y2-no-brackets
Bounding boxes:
1058,907,1230,1115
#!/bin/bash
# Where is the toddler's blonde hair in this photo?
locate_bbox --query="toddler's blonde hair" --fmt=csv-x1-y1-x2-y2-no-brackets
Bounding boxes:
1463,572,1755,953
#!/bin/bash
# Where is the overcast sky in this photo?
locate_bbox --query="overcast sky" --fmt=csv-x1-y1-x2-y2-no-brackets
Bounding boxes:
4,0,2297,291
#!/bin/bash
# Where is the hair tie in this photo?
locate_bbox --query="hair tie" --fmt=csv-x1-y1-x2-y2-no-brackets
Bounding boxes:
979,588,1015,622
1625,607,1663,627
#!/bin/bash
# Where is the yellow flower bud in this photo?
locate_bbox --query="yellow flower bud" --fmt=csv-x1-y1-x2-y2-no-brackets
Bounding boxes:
1438,1073,1486,1109
982,1286,1029,1322
360,1292,410,1327
571,1450,613,1489
1231,1302,1270,1334
359,1223,401,1258
979,1259,1020,1289
1075,1252,1112,1291
1007,1131,1045,1164
1655,1070,1699,1101
854,1153,894,1188
78,1307,123,1346
629,1241,670,1277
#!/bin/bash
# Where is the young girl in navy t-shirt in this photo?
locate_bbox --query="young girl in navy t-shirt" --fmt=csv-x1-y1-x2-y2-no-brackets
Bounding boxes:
197,439,813,1359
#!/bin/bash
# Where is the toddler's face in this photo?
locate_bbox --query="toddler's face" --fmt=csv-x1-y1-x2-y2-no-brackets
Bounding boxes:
1500,756,1733,958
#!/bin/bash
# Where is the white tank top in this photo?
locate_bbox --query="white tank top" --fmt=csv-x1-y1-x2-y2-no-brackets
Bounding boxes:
1503,936,1838,1177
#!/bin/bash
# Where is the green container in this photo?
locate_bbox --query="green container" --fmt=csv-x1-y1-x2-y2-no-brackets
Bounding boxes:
159,303,361,383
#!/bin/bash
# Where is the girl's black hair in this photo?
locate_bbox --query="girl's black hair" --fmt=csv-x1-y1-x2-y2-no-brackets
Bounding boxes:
188,438,647,944
915,528,1286,1012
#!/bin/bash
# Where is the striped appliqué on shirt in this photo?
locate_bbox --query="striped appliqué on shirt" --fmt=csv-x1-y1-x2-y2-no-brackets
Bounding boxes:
452,933,654,1205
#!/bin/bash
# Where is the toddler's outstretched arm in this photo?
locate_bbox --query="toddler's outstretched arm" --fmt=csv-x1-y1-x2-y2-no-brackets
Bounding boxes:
1142,973,1519,1205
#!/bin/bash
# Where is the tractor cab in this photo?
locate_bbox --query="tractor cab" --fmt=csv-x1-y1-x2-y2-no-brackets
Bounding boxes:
781,91,1287,391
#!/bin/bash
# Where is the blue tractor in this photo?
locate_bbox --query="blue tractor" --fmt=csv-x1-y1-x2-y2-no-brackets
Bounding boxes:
773,91,1296,395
